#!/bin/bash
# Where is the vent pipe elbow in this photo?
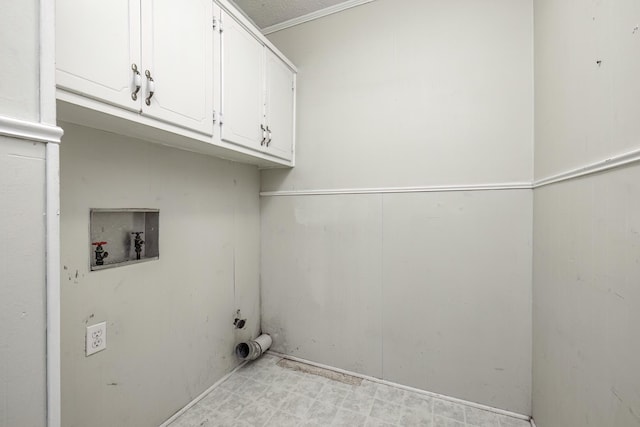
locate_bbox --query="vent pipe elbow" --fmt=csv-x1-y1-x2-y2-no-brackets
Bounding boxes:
235,334,272,361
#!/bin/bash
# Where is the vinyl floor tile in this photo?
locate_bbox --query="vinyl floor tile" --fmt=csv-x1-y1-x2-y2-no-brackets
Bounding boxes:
168,356,532,427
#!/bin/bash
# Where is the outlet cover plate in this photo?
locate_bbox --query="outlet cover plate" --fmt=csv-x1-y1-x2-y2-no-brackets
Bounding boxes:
86,322,107,356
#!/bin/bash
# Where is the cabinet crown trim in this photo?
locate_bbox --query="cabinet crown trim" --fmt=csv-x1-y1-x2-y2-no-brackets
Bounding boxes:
217,0,297,72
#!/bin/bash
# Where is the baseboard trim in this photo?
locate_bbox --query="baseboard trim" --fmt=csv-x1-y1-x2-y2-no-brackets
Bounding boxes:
260,182,532,197
267,350,532,423
158,361,248,427
262,0,376,35
0,115,63,144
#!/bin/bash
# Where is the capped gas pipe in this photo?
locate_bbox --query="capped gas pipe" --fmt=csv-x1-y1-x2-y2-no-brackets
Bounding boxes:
235,334,272,361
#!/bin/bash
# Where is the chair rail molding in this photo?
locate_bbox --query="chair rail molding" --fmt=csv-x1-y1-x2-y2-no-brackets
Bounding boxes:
0,115,63,144
260,182,533,197
262,146,640,197
533,147,640,189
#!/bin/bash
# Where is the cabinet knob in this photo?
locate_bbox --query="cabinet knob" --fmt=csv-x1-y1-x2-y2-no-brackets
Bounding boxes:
144,70,155,106
131,64,141,101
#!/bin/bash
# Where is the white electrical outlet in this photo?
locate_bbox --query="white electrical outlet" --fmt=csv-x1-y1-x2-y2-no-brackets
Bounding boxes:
86,322,107,356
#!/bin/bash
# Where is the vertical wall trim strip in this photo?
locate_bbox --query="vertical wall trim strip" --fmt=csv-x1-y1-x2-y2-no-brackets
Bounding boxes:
41,0,62,425
46,143,61,427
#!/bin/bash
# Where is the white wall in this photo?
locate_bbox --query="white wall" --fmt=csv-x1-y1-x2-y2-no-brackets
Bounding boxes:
0,137,47,427
60,123,260,427
533,1,640,426
262,191,533,412
0,0,40,122
262,0,534,414
533,173,640,427
0,1,49,426
262,0,533,192
534,1,640,180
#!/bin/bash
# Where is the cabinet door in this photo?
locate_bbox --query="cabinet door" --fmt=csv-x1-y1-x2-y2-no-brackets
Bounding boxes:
220,10,265,149
265,50,295,161
56,0,141,111
140,0,213,135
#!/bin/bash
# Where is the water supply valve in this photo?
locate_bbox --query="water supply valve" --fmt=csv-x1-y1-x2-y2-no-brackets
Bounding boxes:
92,241,109,265
131,232,145,260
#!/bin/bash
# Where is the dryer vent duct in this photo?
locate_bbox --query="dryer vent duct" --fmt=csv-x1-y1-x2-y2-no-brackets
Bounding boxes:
235,334,272,361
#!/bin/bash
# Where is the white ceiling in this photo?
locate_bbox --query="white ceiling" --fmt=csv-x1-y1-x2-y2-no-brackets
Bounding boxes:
231,0,352,30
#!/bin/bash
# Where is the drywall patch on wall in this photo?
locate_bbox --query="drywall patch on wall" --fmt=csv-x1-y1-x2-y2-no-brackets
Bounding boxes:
60,123,260,427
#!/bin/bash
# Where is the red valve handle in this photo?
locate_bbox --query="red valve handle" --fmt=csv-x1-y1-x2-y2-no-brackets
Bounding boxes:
92,241,107,246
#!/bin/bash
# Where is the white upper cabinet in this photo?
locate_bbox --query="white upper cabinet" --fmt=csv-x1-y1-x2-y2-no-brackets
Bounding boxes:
265,50,295,161
56,0,213,135
56,0,296,167
219,10,295,162
56,0,141,112
220,9,265,149
140,0,213,134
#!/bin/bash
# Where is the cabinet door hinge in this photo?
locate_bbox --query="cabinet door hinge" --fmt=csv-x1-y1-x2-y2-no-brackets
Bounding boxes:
213,110,217,123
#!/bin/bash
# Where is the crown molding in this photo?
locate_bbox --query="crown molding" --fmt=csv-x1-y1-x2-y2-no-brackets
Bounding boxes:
261,0,376,35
